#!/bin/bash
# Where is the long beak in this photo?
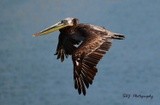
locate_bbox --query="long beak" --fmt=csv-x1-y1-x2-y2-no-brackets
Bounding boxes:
33,21,68,37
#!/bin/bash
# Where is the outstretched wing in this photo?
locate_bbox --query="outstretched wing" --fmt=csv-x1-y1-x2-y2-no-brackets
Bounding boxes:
55,33,80,62
72,35,112,95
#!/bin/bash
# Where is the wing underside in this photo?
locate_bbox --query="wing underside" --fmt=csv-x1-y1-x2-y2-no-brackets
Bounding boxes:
54,33,80,62
72,35,112,95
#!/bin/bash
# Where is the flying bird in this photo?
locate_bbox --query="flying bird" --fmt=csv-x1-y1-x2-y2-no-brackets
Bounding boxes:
33,17,125,95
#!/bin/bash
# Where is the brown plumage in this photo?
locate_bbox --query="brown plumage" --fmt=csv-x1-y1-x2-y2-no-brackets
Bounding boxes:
33,17,125,95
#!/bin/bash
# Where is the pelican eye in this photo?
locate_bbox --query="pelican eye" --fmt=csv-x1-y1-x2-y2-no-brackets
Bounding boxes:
61,20,68,24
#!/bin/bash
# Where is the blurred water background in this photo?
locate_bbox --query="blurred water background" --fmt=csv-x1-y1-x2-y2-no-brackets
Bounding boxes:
0,0,160,105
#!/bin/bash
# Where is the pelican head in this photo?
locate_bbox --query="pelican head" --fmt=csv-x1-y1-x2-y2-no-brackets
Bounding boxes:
33,17,79,37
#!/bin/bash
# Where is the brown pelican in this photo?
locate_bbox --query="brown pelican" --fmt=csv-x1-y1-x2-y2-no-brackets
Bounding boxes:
33,17,125,95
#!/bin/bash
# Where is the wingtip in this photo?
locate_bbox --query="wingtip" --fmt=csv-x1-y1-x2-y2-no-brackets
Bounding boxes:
112,34,125,40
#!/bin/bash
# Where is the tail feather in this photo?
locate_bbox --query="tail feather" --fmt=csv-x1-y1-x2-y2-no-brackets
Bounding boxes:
112,33,125,40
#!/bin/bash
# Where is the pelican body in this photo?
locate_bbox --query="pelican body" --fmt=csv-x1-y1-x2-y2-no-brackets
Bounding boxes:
33,17,125,95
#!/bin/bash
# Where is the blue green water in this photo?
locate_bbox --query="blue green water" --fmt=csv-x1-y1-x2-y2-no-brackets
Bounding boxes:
0,0,160,105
